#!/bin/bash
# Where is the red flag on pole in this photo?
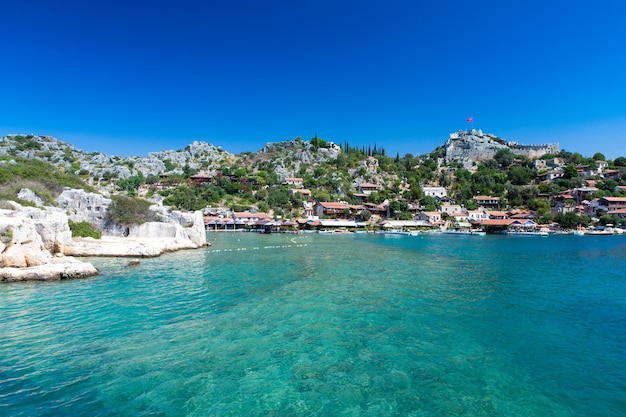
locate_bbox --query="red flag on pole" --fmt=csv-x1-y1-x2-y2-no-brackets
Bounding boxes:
466,117,473,123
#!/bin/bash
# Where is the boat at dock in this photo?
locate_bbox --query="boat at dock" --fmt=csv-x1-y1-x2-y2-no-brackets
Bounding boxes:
442,229,485,236
503,229,549,236
584,228,614,236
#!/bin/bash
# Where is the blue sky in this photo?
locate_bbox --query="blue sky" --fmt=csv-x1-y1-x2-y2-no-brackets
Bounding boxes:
2,1,625,159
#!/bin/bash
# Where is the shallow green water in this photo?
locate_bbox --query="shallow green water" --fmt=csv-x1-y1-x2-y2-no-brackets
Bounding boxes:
2,233,626,416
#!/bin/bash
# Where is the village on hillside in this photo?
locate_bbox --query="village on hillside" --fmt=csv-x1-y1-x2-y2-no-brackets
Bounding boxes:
202,177,626,236
196,130,626,236
2,130,626,238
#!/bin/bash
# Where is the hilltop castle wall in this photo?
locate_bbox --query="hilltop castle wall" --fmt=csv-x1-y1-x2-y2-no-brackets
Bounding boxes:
444,130,509,169
445,130,559,170
509,143,559,159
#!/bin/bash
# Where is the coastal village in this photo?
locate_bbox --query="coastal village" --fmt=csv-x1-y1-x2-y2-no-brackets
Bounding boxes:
203,179,626,236
1,129,626,281
199,130,626,236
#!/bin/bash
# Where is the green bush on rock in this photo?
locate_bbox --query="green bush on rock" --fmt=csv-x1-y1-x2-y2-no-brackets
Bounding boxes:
106,195,156,226
68,220,102,239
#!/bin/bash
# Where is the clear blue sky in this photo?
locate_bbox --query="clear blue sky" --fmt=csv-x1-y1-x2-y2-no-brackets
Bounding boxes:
2,1,625,159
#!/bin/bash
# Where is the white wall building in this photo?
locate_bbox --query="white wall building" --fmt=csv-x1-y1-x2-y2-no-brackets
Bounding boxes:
423,186,447,199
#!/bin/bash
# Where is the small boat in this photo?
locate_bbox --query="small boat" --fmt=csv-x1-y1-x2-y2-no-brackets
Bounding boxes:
442,229,472,235
585,228,614,236
318,229,352,235
504,229,548,236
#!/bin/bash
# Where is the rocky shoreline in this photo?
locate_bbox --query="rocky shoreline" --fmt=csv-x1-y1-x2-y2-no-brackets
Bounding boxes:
0,190,208,283
0,256,99,282
64,236,208,258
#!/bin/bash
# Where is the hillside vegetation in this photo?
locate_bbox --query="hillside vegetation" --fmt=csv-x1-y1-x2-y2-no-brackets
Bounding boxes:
2,132,626,228
0,156,94,206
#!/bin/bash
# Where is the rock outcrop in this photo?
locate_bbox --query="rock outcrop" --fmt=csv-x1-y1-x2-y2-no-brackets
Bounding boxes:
63,210,207,258
258,140,341,180
17,188,44,207
1,190,208,282
56,188,112,232
1,207,52,268
444,130,510,170
0,135,235,188
1,256,99,282
0,204,98,281
445,129,559,171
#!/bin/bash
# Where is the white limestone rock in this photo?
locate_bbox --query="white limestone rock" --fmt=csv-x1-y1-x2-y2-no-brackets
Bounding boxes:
17,205,73,253
127,210,206,248
0,209,52,268
62,208,206,257
63,237,164,257
0,203,99,280
0,257,99,282
17,188,45,207
56,189,111,230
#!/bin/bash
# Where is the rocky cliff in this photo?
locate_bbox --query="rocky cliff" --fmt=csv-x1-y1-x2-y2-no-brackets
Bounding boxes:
0,203,98,281
0,189,208,282
0,134,343,190
444,130,510,169
0,135,235,186
444,129,559,170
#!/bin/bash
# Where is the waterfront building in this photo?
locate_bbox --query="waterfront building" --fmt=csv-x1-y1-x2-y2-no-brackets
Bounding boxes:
283,177,304,187
356,182,381,195
473,195,501,210
314,202,350,218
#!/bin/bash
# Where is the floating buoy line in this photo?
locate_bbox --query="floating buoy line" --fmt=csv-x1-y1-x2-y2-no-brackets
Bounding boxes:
205,235,309,254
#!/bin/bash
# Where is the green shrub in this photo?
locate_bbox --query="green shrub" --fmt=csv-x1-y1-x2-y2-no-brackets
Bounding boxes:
0,156,94,204
68,220,102,239
106,195,156,226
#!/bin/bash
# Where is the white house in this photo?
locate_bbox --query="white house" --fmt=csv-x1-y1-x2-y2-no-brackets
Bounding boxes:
283,177,304,187
467,209,489,222
440,203,464,215
423,186,447,199
418,211,442,225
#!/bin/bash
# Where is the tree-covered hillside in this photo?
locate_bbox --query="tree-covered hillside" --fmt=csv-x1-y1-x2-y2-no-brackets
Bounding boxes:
2,132,626,228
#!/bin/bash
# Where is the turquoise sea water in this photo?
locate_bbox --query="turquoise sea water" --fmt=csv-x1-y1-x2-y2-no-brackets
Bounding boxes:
1,232,626,416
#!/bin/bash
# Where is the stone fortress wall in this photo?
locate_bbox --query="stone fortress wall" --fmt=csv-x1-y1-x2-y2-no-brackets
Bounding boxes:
445,129,559,170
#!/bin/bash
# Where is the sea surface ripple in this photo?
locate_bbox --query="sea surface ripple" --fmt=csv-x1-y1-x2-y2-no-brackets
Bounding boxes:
1,233,626,416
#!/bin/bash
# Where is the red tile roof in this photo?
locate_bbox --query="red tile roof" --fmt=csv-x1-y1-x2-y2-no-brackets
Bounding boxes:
319,202,350,209
234,212,270,219
479,219,515,226
291,189,311,195
601,197,626,202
